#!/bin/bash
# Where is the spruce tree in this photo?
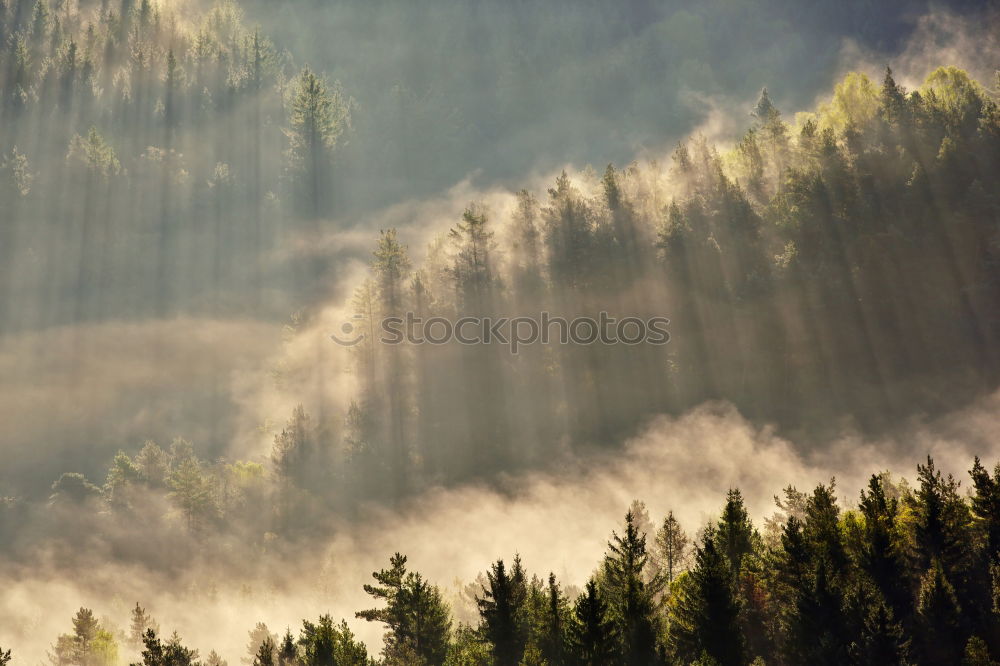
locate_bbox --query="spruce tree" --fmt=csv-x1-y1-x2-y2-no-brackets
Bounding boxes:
667,526,745,666
915,560,965,665
602,510,664,665
286,67,347,217
570,579,616,666
278,630,296,666
477,557,528,666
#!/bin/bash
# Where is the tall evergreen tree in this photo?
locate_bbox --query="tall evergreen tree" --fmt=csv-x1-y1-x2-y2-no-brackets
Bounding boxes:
357,553,451,665
655,510,690,585
277,631,296,666
129,603,159,649
570,579,617,666
477,557,528,666
667,526,745,666
253,638,276,666
286,67,348,217
602,510,664,665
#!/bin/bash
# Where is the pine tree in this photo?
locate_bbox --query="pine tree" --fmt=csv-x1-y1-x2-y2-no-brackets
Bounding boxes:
298,616,368,666
570,579,616,666
971,457,1000,563
751,88,777,126
133,629,199,666
206,651,228,666
539,573,569,665
803,482,847,577
857,475,908,619
277,631,296,666
129,603,159,649
909,456,973,581
715,489,757,574
245,624,277,666
654,510,690,585
252,637,275,666
357,553,452,664
916,560,965,664
667,526,745,666
852,595,909,666
72,607,100,661
163,49,179,131
448,204,496,312
270,406,312,488
371,230,411,494
373,229,411,316
166,452,216,531
602,510,664,664
788,560,849,666
286,67,348,217
477,557,528,666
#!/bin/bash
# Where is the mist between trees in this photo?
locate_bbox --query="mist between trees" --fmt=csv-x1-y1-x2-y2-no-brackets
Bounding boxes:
9,453,1000,665
3,36,1000,592
263,63,1000,507
2,61,1000,663
2,0,1000,663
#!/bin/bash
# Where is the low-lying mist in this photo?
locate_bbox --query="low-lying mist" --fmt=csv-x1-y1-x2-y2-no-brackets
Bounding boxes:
5,393,1000,663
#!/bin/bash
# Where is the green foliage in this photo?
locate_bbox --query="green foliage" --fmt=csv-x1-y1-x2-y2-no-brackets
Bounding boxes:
49,609,119,666
252,637,275,666
964,636,1000,666
247,624,277,666
286,67,351,216
477,557,528,666
29,454,1000,665
50,473,101,504
448,204,497,310
129,603,159,650
819,71,880,131
132,629,199,666
654,510,690,585
443,625,491,666
67,127,120,177
297,616,369,666
167,450,217,530
666,527,745,666
356,553,452,664
602,510,664,665
570,579,616,666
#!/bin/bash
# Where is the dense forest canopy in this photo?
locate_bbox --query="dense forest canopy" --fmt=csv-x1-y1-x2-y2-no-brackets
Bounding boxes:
3,0,1000,663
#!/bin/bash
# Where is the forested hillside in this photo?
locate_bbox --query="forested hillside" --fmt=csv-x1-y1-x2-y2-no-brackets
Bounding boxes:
5,63,1000,543
2,60,1000,665
283,64,1000,502
0,0,352,331
7,455,1000,665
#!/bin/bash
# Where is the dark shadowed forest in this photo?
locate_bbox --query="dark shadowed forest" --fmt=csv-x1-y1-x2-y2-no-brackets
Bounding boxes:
2,0,1000,663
